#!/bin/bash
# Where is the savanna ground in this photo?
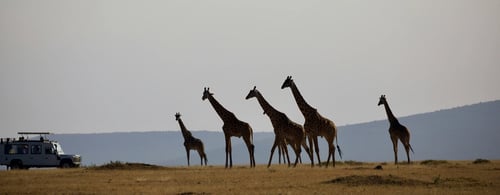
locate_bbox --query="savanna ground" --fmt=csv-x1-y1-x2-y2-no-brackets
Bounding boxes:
1,160,499,194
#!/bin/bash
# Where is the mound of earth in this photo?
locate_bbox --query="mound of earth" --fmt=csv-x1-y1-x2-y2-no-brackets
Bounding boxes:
92,161,162,170
325,175,428,186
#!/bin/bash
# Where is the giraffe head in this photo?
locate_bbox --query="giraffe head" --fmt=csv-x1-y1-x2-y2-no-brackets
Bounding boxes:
246,86,267,115
175,112,181,120
245,86,258,100
378,95,387,106
281,76,294,89
202,87,213,100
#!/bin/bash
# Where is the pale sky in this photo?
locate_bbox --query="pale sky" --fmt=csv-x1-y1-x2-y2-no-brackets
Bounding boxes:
1,0,499,138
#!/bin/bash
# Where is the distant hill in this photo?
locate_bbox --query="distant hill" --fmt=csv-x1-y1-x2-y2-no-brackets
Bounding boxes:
338,100,500,162
32,100,500,166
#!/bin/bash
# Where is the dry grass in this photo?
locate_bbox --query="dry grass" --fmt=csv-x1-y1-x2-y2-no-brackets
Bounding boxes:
1,160,499,194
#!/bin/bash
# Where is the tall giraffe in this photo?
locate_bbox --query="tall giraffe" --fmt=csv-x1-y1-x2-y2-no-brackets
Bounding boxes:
246,86,313,167
175,112,208,166
281,76,342,167
202,87,256,168
377,95,414,164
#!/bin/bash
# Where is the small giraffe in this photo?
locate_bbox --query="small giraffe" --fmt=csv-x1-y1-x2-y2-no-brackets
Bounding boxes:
175,112,208,166
246,86,313,167
202,87,256,168
281,76,342,167
377,95,414,164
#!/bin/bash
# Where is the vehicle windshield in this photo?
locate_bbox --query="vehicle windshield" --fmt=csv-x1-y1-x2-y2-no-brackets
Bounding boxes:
53,143,65,155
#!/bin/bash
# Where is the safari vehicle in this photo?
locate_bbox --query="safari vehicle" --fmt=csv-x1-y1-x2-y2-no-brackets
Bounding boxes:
0,132,81,169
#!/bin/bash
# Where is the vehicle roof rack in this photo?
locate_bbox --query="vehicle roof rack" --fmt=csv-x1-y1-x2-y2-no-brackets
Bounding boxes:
18,132,51,135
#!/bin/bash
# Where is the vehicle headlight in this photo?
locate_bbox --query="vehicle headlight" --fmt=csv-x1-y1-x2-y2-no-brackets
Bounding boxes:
73,155,81,163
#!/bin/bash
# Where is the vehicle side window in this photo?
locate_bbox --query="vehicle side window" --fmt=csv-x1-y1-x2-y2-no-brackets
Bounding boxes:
45,146,55,154
31,145,42,154
19,144,29,154
4,144,12,154
4,144,29,155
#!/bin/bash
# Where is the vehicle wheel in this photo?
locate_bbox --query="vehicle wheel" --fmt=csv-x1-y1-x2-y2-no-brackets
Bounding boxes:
10,160,23,170
60,161,72,168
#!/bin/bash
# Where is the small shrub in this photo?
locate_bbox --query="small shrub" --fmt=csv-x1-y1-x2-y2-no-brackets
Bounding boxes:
473,158,490,164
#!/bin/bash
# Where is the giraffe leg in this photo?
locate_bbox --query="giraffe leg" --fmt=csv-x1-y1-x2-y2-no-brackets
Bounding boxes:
325,140,336,168
331,143,336,167
204,153,208,166
243,136,255,168
391,135,398,164
281,144,289,165
277,143,282,164
197,149,204,166
228,140,233,168
325,148,331,167
280,138,290,165
298,151,303,164
293,143,301,167
280,145,287,164
307,135,315,167
268,138,280,167
301,138,313,164
186,148,190,167
225,135,231,168
283,142,291,167
201,144,208,166
252,144,256,167
405,144,411,164
325,136,335,168
402,137,411,164
313,136,321,167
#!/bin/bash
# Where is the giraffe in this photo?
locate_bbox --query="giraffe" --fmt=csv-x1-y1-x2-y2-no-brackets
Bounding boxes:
281,76,342,167
175,112,208,166
202,87,256,168
377,95,414,164
246,86,313,167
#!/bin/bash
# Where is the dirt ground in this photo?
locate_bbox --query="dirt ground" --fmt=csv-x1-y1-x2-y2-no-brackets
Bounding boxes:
1,160,499,194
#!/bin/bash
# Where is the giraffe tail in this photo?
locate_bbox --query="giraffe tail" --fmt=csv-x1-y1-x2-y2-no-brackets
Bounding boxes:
336,136,343,159
337,145,343,159
410,144,415,154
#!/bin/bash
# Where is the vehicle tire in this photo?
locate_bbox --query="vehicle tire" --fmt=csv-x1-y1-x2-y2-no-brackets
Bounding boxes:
10,160,23,170
60,161,72,168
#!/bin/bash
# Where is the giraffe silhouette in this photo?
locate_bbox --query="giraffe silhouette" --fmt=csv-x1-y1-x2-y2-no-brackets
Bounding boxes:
202,87,256,168
281,76,342,167
378,95,414,164
246,86,313,167
175,112,207,166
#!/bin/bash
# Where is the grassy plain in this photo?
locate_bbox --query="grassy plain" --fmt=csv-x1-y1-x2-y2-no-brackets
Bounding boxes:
0,160,499,194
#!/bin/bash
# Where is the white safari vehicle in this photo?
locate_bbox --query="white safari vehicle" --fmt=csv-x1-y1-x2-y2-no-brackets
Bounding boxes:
0,132,81,169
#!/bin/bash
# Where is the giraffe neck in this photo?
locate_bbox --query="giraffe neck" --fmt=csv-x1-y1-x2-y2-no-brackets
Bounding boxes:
177,118,192,140
289,82,316,117
254,90,282,120
207,94,237,123
383,102,400,125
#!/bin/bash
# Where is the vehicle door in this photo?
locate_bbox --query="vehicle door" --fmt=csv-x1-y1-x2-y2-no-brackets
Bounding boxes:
13,144,31,165
27,143,53,166
38,143,59,166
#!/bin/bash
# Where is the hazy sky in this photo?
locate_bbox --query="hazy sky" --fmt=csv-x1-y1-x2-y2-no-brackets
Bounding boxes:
1,0,499,137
